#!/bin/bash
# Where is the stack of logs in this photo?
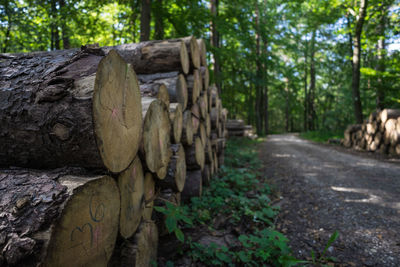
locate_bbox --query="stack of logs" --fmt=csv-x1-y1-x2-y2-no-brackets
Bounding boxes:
0,36,227,267
226,119,255,138
342,109,400,156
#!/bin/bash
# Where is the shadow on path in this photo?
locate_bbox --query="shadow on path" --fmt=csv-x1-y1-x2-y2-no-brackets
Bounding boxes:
260,134,400,266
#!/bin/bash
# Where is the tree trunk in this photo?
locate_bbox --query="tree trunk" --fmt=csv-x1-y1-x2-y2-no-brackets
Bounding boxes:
153,0,164,40
0,169,120,267
304,39,308,131
351,0,368,123
142,98,172,179
210,0,221,94
138,72,188,109
118,157,145,239
59,0,70,49
309,30,316,130
0,49,142,173
140,0,151,42
376,3,387,110
158,144,186,192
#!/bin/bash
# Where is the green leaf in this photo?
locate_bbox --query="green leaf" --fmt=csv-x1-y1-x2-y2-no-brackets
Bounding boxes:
175,228,185,242
154,206,166,213
322,230,339,257
237,251,251,263
165,216,177,233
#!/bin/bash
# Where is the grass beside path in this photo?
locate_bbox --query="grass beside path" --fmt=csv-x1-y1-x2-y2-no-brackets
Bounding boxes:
299,130,343,143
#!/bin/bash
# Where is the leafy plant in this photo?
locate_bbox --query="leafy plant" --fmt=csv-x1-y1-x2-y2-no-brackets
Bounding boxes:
309,230,339,266
154,202,192,242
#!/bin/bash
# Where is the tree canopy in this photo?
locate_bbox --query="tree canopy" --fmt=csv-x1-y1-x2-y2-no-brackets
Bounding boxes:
1,0,399,134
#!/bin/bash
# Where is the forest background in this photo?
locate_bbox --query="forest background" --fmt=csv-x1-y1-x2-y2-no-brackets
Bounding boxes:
1,0,399,135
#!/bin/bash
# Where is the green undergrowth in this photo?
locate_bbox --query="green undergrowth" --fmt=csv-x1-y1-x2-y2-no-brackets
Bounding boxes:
157,138,301,266
299,130,343,143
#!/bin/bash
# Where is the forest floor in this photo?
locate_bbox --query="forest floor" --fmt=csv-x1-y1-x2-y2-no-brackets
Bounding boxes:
260,134,400,266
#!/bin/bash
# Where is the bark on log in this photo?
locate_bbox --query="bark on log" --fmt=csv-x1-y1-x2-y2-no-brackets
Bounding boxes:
0,168,120,267
185,137,205,170
196,122,207,148
181,170,202,202
181,110,193,146
169,103,183,144
143,172,155,221
158,144,186,192
138,72,188,110
205,139,213,164
0,49,142,173
103,39,190,74
109,221,158,267
118,157,145,239
142,98,172,179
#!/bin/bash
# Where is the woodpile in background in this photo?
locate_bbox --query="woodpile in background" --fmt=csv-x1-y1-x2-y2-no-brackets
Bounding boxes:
226,119,257,139
0,36,227,266
342,109,400,156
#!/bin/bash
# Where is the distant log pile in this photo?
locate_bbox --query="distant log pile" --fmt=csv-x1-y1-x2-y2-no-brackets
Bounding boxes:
342,109,400,156
0,36,227,266
226,119,256,138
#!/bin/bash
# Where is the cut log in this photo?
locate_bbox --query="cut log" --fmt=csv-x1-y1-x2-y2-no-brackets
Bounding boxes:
143,172,155,221
191,103,201,134
187,69,201,105
157,84,170,107
103,39,189,74
213,150,219,172
200,66,209,91
181,110,194,146
158,144,186,192
118,157,145,239
197,38,207,67
169,103,183,144
0,49,142,173
142,98,172,179
181,170,202,202
380,109,400,124
201,164,211,187
175,36,200,70
185,137,205,170
138,72,188,110
109,221,158,267
205,113,211,137
198,94,208,119
0,168,121,267
197,122,207,147
205,139,213,164
211,108,220,129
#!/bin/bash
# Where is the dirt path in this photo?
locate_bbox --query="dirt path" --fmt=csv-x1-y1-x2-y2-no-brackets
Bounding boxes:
260,134,400,267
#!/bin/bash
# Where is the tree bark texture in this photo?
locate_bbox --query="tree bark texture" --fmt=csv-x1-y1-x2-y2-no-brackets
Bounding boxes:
0,49,142,173
0,168,120,267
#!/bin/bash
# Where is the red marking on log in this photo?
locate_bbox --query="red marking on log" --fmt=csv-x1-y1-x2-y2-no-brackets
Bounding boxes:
111,108,118,118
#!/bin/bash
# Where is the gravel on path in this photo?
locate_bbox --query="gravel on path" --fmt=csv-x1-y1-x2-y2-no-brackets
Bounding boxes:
260,134,400,267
